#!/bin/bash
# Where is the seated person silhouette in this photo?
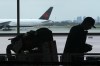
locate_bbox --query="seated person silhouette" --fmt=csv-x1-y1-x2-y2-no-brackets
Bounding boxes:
6,28,58,63
15,28,58,63
6,30,37,60
34,27,58,63
62,17,96,66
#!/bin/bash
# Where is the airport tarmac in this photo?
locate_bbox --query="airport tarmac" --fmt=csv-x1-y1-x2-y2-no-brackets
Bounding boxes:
0,26,100,33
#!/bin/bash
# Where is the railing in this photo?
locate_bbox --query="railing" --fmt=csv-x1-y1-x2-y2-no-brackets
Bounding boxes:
0,53,100,65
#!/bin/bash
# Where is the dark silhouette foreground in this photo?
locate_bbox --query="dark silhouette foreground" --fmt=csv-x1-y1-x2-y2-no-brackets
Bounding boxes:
62,17,96,66
6,28,58,66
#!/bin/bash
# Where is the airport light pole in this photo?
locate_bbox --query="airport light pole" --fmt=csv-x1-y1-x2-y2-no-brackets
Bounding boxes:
17,0,20,35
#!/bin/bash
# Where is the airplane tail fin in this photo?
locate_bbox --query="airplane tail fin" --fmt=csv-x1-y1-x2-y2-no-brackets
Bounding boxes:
39,7,53,20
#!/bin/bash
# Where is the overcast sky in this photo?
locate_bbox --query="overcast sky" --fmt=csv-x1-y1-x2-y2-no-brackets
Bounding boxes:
0,0,100,21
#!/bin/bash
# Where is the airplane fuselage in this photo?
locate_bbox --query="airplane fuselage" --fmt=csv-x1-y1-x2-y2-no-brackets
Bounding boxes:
0,19,49,27
0,7,53,30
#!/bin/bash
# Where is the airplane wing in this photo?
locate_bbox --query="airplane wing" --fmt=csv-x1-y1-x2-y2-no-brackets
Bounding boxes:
0,21,11,29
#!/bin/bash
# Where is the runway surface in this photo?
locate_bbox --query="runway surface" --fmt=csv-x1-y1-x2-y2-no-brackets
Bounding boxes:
0,26,100,33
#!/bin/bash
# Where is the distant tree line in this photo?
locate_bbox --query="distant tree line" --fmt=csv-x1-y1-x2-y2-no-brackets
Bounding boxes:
43,21,100,26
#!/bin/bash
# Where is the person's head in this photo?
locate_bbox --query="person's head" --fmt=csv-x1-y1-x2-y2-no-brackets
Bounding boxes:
36,27,53,43
81,17,96,30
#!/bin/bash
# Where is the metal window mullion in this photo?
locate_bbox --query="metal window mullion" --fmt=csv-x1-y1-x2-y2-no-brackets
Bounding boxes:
17,0,20,35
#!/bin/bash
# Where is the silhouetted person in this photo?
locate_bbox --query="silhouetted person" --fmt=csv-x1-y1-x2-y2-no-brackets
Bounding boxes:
6,30,37,61
62,17,96,66
35,27,58,64
36,27,53,44
6,34,24,60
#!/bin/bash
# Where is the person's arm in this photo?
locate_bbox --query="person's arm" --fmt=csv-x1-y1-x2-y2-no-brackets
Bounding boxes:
6,44,13,60
79,43,92,53
84,43,92,52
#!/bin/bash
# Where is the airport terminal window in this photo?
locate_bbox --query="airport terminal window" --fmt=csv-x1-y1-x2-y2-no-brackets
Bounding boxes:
0,0,17,54
19,0,100,54
0,0,100,34
0,0,17,33
20,0,100,34
0,0,100,60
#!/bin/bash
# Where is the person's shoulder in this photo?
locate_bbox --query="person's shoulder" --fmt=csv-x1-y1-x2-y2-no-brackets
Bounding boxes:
70,25,82,32
71,25,80,29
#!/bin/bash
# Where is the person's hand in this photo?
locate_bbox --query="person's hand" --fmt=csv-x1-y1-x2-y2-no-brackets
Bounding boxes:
85,44,92,51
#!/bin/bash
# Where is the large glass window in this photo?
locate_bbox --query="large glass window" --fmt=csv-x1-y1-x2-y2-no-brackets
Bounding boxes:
20,0,100,33
0,0,100,54
0,0,16,54
0,0,17,33
0,0,100,33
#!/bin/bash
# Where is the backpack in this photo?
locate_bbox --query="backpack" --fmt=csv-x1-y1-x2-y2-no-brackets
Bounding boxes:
11,30,37,53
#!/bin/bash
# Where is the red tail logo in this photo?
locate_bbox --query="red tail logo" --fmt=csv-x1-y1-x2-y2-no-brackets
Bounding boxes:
43,13,49,19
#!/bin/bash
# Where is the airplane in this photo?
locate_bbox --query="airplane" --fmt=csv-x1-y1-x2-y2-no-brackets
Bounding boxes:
0,7,53,31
